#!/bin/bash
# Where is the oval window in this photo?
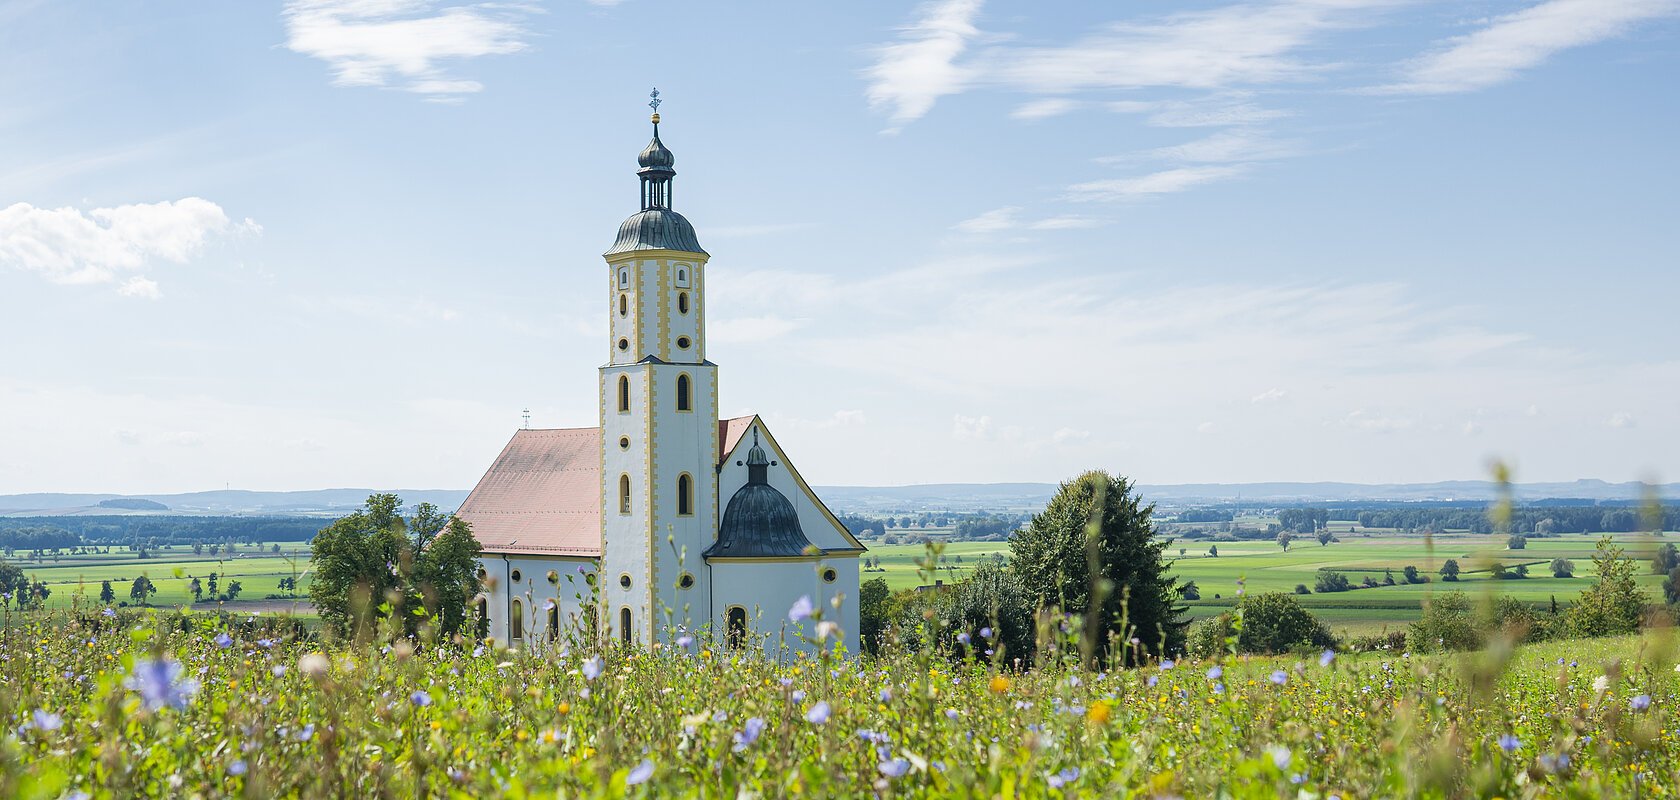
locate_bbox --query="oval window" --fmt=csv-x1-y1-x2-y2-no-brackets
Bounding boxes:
619,573,632,590
510,569,522,583
678,292,690,314
617,338,629,351
618,293,628,316
619,436,630,450
822,568,838,584
676,336,690,349
679,573,695,590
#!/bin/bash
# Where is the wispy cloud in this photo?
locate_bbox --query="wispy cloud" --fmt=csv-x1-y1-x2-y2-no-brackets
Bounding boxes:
282,0,536,100
863,0,985,128
1067,165,1249,201
953,206,1104,233
0,198,253,296
1378,0,1680,94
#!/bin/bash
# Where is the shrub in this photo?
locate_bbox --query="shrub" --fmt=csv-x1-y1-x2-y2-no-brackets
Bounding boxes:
933,562,1035,664
1507,535,1527,550
1402,565,1421,584
1551,558,1574,578
1314,569,1352,593
1294,584,1310,595
1563,537,1645,638
1186,592,1333,657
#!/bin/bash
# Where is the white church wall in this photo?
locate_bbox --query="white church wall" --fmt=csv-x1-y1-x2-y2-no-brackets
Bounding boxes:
709,559,858,656
475,554,597,650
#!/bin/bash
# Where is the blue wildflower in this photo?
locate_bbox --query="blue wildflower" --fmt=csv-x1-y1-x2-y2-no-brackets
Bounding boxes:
410,691,432,707
878,758,910,778
228,760,248,776
733,717,765,752
30,709,62,732
788,596,815,623
626,760,654,786
805,701,831,724
214,632,233,649
582,655,604,681
1632,694,1652,711
1319,650,1335,667
1048,766,1080,788
1497,734,1520,754
1270,670,1288,686
125,657,199,711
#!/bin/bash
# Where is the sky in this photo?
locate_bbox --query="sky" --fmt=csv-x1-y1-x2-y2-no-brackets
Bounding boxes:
1,0,1677,494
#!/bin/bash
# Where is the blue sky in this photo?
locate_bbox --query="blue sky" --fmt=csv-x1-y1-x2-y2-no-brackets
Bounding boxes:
1,0,1676,493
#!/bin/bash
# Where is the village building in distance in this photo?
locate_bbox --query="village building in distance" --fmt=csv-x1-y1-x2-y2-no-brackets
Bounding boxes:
453,96,864,654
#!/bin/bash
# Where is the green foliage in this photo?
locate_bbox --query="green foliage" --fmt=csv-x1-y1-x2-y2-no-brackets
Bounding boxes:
1507,535,1527,550
1009,471,1185,662
1180,581,1200,601
1563,537,1646,638
1402,565,1421,584
858,577,890,654
1187,592,1333,657
1654,543,1679,574
99,580,115,605
933,561,1035,664
128,575,156,606
1313,569,1351,593
1440,559,1460,582
309,495,483,642
1665,567,1680,605
1551,558,1575,578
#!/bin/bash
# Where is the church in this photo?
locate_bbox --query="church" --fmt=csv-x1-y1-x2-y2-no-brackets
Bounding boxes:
454,99,864,655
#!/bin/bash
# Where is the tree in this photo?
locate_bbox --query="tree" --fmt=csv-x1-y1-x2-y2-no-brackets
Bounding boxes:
1317,531,1334,547
1402,565,1421,584
1507,535,1527,550
1564,537,1646,638
1383,569,1396,586
1187,593,1333,656
223,580,243,601
1275,531,1292,552
1009,471,1186,663
1551,558,1575,578
0,559,27,609
1180,581,1200,601
100,580,115,605
1654,543,1679,575
1440,559,1460,582
129,576,156,606
272,543,282,554
207,573,219,598
859,578,891,654
1314,569,1352,593
310,495,483,641
935,561,1034,663
189,577,203,602
1488,562,1508,580
1665,567,1680,605
1514,564,1529,579
1207,544,1218,558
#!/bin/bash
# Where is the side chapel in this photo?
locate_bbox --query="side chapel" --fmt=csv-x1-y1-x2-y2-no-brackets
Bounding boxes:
454,96,864,654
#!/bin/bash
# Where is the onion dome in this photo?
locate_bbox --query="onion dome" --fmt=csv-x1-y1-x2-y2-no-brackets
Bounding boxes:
705,430,819,559
606,89,706,256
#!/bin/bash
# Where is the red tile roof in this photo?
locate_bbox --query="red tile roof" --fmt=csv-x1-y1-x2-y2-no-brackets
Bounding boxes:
455,427,603,557
458,416,759,556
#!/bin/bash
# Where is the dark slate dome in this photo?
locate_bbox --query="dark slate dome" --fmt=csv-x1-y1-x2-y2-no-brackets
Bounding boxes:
605,208,705,255
638,134,674,170
705,432,818,559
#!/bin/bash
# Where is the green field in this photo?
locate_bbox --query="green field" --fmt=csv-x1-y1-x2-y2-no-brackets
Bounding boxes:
12,543,314,612
861,530,1674,637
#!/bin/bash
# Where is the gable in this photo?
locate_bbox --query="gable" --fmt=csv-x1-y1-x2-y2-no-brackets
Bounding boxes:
719,417,865,554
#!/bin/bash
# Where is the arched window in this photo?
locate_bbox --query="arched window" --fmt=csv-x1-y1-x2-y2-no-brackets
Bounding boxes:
618,268,629,288
618,376,630,412
676,374,691,411
475,596,489,641
620,607,633,645
619,474,632,514
618,293,628,316
678,292,689,314
511,598,524,642
678,474,693,516
727,606,747,650
548,603,559,642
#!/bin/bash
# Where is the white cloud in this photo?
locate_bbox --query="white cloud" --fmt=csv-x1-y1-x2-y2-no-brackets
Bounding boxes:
863,0,985,127
954,206,1105,233
1608,411,1637,428
1197,421,1218,434
1011,98,1087,120
1379,0,1680,94
0,198,246,294
117,276,162,300
1067,165,1248,201
992,1,1383,95
282,0,534,99
1139,129,1303,164
952,413,993,440
1051,427,1091,444
953,206,1020,233
1339,409,1413,433
711,315,805,344
1251,387,1288,404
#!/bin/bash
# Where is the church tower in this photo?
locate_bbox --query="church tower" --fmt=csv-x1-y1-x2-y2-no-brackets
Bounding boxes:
598,92,718,647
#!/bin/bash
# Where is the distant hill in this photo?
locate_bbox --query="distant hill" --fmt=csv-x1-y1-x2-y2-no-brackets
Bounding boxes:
2,480,1671,518
97,498,169,511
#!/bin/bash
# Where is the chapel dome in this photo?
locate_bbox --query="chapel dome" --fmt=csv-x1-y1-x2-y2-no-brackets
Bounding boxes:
705,434,818,559
638,134,675,170
604,208,706,256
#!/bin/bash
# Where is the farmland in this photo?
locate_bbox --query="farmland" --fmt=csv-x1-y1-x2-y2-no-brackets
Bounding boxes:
861,530,1673,637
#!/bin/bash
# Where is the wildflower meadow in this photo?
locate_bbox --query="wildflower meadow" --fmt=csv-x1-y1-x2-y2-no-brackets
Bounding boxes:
4,600,1679,799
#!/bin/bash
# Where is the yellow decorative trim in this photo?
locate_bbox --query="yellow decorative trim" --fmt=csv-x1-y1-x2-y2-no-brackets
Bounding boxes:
656,257,671,362
605,250,710,265
707,556,824,563
645,363,656,647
